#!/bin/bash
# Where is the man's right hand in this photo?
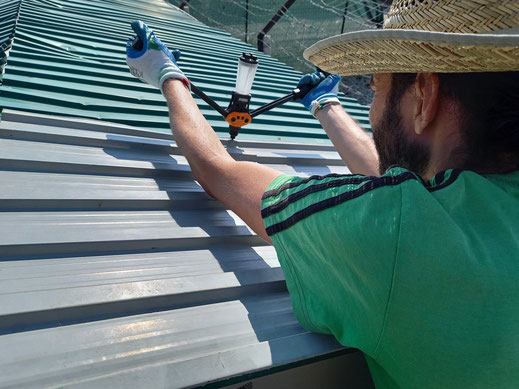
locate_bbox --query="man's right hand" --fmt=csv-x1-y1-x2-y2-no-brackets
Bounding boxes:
296,71,380,176
297,71,341,117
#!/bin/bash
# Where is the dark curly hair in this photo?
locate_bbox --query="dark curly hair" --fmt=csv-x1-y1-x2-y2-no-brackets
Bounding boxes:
391,72,519,174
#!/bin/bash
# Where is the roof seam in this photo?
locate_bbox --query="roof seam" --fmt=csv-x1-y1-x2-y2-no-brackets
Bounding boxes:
0,0,22,87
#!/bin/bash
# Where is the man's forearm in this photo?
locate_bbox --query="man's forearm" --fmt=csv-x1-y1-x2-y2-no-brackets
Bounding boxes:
162,78,280,244
162,78,234,193
126,22,280,243
316,103,380,176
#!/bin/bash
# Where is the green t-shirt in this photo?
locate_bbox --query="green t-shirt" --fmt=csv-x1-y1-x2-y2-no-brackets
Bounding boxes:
261,166,519,388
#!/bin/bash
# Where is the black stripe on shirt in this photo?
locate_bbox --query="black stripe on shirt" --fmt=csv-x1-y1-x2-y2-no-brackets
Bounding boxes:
426,169,463,192
261,175,376,219
262,173,371,200
265,171,418,235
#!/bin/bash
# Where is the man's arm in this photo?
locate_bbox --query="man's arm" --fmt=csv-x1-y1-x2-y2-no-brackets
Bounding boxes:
163,79,281,244
316,103,380,176
126,21,281,244
297,71,379,176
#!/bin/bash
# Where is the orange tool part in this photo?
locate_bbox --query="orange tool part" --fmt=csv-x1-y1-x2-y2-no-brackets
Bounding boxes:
225,111,252,127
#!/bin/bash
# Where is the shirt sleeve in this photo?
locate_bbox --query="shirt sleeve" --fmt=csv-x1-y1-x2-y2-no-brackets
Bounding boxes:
261,167,419,355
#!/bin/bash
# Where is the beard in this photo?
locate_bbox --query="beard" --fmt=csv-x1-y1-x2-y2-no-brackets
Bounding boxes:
372,95,431,177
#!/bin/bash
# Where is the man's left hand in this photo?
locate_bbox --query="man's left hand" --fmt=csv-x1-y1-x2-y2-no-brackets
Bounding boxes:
126,21,189,92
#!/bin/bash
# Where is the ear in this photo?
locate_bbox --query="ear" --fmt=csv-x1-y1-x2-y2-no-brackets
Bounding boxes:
413,73,440,135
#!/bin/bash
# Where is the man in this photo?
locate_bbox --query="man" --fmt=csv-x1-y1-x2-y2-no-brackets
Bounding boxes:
126,0,519,387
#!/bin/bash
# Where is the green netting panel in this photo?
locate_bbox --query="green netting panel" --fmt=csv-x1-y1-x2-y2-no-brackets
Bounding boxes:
168,0,390,104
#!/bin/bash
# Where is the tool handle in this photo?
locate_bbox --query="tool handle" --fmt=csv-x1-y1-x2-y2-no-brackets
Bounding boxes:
250,82,314,118
190,83,228,118
250,91,296,118
292,82,313,100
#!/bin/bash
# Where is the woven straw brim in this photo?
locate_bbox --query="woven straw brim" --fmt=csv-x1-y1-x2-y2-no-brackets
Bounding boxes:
304,29,519,76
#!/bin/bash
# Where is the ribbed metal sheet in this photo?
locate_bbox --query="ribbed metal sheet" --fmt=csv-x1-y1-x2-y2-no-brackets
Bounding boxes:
0,0,21,80
0,109,374,388
0,0,20,49
0,1,374,387
0,0,370,143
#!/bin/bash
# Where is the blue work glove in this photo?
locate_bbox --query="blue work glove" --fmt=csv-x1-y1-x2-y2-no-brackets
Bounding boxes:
297,71,341,117
126,21,189,92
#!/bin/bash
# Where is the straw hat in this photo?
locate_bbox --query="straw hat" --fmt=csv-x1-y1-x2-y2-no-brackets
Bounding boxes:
303,0,519,75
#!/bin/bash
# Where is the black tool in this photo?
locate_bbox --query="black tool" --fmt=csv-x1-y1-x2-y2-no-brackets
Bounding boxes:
131,37,311,139
190,82,311,140
186,52,313,139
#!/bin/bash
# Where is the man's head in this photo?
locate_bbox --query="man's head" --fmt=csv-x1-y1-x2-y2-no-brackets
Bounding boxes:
370,73,430,177
303,0,518,177
369,71,519,177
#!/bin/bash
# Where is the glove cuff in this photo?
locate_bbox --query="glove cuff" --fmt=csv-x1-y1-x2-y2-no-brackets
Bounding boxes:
158,65,190,93
310,95,340,117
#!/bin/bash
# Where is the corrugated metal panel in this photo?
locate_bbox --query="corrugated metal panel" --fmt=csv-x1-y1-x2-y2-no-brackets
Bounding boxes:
0,0,21,80
0,1,375,387
0,0,20,49
0,109,374,388
0,0,370,143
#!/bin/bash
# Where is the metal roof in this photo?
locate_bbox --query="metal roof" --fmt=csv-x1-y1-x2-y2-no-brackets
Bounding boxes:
0,1,374,387
0,0,20,48
0,0,370,143
0,0,21,79
0,109,373,388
